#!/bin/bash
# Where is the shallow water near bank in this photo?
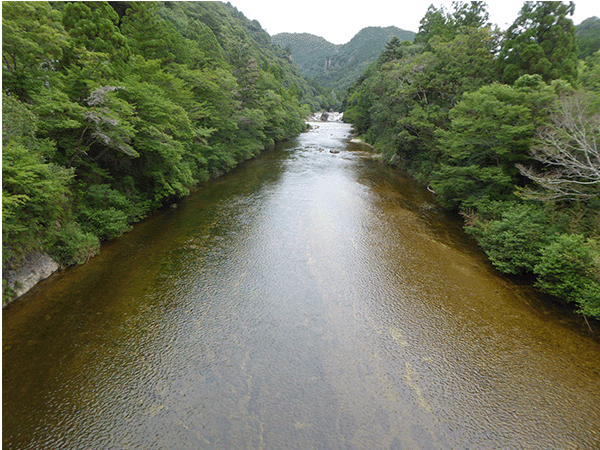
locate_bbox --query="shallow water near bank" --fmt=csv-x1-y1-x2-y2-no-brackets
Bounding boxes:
4,122,600,449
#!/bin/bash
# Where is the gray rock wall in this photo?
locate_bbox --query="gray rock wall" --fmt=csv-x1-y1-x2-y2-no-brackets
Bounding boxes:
3,252,59,304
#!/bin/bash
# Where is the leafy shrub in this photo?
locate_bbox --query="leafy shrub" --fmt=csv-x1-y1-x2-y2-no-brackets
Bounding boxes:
466,202,553,275
2,95,75,267
79,207,130,241
534,234,600,318
75,183,155,242
48,223,100,266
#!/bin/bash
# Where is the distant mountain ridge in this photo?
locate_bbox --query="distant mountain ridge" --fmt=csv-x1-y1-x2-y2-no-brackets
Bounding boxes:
272,26,415,92
576,16,600,59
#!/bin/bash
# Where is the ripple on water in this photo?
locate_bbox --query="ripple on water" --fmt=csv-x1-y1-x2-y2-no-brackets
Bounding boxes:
3,123,600,449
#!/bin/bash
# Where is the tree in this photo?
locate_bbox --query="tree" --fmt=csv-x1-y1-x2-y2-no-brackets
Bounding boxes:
534,234,600,318
61,1,130,60
452,1,490,30
414,4,451,47
498,1,579,85
414,1,490,48
2,0,319,285
517,90,600,200
579,49,600,92
2,93,75,263
395,26,500,175
466,202,554,275
121,1,185,65
431,75,556,209
184,19,225,68
66,85,138,168
60,1,131,82
2,2,68,99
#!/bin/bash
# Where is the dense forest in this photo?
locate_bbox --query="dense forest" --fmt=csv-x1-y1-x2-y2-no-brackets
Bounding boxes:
272,26,415,95
2,1,332,301
3,1,600,321
344,2,600,319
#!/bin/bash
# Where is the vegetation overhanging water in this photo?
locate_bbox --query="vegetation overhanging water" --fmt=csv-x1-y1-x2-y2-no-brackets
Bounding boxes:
3,123,600,449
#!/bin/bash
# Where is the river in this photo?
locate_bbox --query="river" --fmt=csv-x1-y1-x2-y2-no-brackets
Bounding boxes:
3,122,600,449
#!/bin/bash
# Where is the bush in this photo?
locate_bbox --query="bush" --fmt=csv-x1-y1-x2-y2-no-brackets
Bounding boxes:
49,223,100,266
534,234,600,318
75,184,150,241
79,207,131,241
466,202,554,275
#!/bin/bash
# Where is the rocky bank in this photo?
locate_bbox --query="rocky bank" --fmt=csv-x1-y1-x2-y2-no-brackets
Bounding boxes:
3,252,59,305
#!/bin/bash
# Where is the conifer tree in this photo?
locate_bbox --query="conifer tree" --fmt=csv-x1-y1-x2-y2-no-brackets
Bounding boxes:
2,2,68,99
498,1,579,85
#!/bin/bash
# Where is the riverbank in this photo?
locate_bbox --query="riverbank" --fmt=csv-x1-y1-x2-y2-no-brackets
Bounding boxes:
2,125,313,306
3,252,59,302
5,121,600,449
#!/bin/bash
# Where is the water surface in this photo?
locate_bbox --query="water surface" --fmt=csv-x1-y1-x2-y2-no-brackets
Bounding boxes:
4,122,600,449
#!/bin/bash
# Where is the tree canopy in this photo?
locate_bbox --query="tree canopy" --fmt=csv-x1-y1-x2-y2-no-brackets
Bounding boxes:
2,1,322,301
343,1,599,319
498,1,579,85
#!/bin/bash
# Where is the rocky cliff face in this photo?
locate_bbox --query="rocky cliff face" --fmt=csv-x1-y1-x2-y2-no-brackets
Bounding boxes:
3,252,59,304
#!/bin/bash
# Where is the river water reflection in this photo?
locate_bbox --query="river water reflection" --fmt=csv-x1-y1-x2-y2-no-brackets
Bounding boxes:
4,122,600,449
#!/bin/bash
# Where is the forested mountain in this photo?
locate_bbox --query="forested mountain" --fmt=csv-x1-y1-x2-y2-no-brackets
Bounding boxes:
2,1,323,301
4,1,600,319
577,16,600,59
272,26,415,92
344,2,600,319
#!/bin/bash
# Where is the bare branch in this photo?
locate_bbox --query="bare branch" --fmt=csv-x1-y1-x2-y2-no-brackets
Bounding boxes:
518,91,600,201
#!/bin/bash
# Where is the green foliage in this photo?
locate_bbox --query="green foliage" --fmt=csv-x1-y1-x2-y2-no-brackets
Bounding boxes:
534,234,600,318
414,1,490,49
414,4,452,46
432,164,515,210
576,16,600,59
2,1,68,99
48,222,100,266
121,2,185,65
451,1,490,29
272,26,415,94
379,38,413,64
498,1,579,85
75,183,148,241
62,1,130,63
431,76,556,209
579,49,600,92
343,2,599,317
2,0,311,288
2,94,74,264
345,16,499,177
465,202,555,275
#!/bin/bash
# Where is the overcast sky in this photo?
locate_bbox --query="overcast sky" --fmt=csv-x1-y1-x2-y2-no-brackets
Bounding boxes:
226,1,599,45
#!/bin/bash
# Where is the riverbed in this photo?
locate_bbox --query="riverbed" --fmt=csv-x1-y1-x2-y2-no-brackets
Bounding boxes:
4,122,600,449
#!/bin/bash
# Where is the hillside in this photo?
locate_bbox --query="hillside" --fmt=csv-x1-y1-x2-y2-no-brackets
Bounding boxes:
576,16,600,59
2,1,320,301
272,26,415,92
344,3,600,319
157,2,323,110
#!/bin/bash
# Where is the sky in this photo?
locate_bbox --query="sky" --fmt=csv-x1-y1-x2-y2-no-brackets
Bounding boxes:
226,1,599,45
